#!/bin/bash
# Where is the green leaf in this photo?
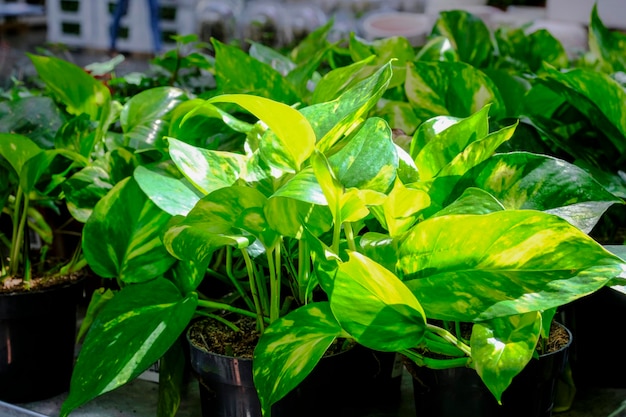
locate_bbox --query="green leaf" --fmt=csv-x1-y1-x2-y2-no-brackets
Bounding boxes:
163,186,276,264
267,169,333,238
435,187,504,217
328,117,398,193
453,152,624,233
212,39,299,103
415,36,459,62
431,10,494,67
207,94,316,172
310,56,376,104
167,137,247,195
253,302,344,414
120,87,186,151
399,210,626,321
83,177,175,283
536,66,626,155
405,61,505,126
471,313,542,404
0,133,42,178
63,148,137,223
303,61,393,152
412,105,490,178
0,96,65,149
589,3,626,73
55,114,97,158
370,178,430,237
331,251,426,351
169,99,253,148
134,165,202,217
249,42,296,76
157,339,186,417
349,35,416,67
61,279,197,417
76,287,116,344
28,54,111,122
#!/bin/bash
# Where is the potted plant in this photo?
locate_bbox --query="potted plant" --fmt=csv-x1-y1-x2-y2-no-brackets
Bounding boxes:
59,59,404,417
0,100,91,402
250,96,626,417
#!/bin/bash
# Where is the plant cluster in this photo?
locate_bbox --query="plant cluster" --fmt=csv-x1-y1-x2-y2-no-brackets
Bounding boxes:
2,4,626,417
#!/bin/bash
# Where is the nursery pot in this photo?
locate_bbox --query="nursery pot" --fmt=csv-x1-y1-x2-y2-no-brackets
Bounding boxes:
406,322,572,417
561,285,626,388
0,278,84,403
187,326,400,417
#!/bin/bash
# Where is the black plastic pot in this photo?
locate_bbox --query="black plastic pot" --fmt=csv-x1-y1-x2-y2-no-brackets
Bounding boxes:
187,326,402,417
561,285,626,389
558,244,626,389
407,323,572,417
0,279,84,403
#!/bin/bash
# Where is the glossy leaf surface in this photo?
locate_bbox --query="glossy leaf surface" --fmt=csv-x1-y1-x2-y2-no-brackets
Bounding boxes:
453,152,623,233
406,61,504,125
399,211,626,321
207,94,316,172
61,279,197,417
253,302,344,413
28,54,111,122
331,251,426,351
120,87,186,151
83,177,175,283
471,312,542,403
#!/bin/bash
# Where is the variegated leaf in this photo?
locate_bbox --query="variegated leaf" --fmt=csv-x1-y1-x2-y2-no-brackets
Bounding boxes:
453,152,624,233
471,312,542,404
212,39,300,103
302,61,393,152
328,117,398,193
61,279,197,417
537,66,626,154
399,210,626,321
0,133,42,180
83,177,175,283
168,137,247,195
253,302,345,414
405,61,505,126
206,94,316,173
134,165,202,217
28,54,111,123
589,4,626,74
163,186,278,264
331,251,426,351
310,56,376,104
411,105,490,176
120,87,186,151
431,10,494,67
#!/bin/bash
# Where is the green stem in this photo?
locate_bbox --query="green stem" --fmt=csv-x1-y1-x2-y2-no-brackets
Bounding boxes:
10,187,29,278
427,323,472,357
225,247,255,311
241,249,265,333
267,243,280,323
196,299,260,321
297,239,309,303
344,222,357,252
401,348,471,370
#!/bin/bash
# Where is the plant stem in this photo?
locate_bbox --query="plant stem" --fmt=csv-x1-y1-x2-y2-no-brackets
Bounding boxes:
241,248,265,333
427,323,472,357
297,239,309,303
401,348,471,370
344,222,357,252
225,247,255,311
9,186,29,278
267,242,281,323
196,299,259,321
